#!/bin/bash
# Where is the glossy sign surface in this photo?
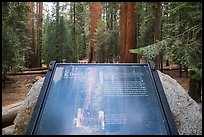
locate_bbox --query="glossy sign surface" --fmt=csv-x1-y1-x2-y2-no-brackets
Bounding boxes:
35,64,169,135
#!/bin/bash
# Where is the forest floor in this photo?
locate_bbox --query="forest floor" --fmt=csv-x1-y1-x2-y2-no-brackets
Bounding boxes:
2,73,45,106
2,64,191,107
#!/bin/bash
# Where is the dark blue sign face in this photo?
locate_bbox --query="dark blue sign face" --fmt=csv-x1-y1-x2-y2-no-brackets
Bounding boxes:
35,64,169,135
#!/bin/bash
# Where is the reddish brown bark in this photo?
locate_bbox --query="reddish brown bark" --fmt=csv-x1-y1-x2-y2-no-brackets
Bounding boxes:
89,2,102,62
153,2,162,69
28,2,35,68
120,2,137,63
119,2,127,63
37,2,43,67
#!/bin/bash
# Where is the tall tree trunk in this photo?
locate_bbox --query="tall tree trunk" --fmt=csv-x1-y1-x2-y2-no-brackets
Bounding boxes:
35,2,39,67
179,11,183,77
187,13,202,103
153,2,162,69
38,2,43,67
35,2,43,67
108,3,114,63
82,22,87,59
70,2,73,20
164,3,170,67
56,4,59,32
81,6,87,59
106,3,109,30
73,2,77,61
119,2,127,63
89,2,102,63
137,3,140,63
113,4,119,62
120,2,137,63
188,71,202,103
135,3,138,63
28,2,35,68
55,2,60,62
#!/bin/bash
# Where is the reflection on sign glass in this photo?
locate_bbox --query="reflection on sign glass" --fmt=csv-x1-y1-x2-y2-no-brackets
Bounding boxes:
35,64,168,135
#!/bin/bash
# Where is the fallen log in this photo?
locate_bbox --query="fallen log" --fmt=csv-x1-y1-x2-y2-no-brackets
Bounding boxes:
21,67,48,71
2,101,22,128
7,70,47,75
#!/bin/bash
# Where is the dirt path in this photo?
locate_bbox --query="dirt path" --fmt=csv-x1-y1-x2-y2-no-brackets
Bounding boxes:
2,74,45,106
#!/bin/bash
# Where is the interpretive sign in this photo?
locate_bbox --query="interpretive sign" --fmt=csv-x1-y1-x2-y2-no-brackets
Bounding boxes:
26,61,178,135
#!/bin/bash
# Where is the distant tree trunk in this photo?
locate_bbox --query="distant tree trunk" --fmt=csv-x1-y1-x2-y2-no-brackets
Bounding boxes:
35,2,43,67
28,2,35,68
153,2,162,69
110,6,114,62
73,2,77,61
188,71,202,103
137,3,140,63
89,2,102,63
163,3,170,67
179,64,182,77
55,2,60,62
35,2,39,67
134,3,138,62
187,13,201,103
106,3,109,30
70,2,73,20
82,25,87,59
113,5,119,62
179,11,183,77
107,3,114,63
81,6,87,59
120,2,137,63
166,59,170,66
38,2,43,67
119,2,127,63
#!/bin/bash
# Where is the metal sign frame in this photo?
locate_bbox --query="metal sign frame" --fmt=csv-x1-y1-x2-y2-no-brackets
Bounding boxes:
25,60,178,135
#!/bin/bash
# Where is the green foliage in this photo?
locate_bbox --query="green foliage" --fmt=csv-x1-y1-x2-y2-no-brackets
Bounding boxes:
2,2,30,76
42,2,119,64
74,2,90,60
133,2,202,80
42,2,91,64
43,19,58,63
94,20,111,62
130,39,164,59
42,3,72,64
42,10,75,64
137,2,155,48
99,2,120,62
130,25,202,80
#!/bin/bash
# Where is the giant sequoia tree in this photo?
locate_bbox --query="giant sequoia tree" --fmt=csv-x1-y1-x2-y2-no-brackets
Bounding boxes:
27,2,43,68
89,2,102,62
119,2,137,63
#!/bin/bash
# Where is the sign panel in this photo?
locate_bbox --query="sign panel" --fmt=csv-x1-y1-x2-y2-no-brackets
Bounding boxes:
26,63,178,135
